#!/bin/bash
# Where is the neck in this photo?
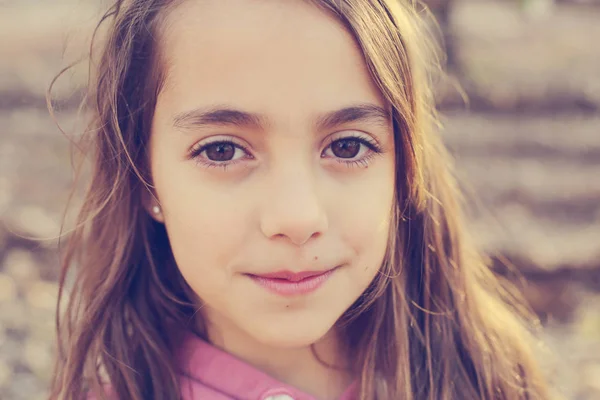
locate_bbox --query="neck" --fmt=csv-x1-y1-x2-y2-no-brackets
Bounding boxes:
202,318,353,400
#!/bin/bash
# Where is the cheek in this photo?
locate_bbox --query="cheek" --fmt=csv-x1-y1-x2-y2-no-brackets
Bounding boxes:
165,191,245,261
152,158,250,296
164,192,250,302
333,160,395,278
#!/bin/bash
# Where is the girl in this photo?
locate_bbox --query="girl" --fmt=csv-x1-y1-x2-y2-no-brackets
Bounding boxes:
49,0,550,399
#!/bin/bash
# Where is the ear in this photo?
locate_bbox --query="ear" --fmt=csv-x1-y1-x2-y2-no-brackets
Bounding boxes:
142,188,165,223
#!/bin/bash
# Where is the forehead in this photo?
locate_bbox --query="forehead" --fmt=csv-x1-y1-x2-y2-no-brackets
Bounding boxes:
156,0,386,122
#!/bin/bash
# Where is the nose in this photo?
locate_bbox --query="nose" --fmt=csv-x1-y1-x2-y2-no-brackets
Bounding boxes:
259,167,328,246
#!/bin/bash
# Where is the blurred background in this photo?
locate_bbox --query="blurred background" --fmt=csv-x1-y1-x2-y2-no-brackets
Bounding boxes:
0,0,599,399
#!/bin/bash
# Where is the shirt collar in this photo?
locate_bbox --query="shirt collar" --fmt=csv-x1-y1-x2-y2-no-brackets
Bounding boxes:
176,331,357,400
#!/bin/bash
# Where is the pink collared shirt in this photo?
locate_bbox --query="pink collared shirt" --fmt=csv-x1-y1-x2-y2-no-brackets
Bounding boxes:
177,332,358,400
88,332,357,400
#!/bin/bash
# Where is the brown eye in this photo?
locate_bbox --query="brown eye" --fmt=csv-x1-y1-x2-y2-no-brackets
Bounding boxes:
205,143,235,161
330,138,361,159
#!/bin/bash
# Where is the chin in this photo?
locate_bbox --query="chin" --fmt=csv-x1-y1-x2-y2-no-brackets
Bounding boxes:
248,316,337,349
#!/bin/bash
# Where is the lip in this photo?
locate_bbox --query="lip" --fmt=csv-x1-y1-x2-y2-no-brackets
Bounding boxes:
254,269,330,282
246,267,338,296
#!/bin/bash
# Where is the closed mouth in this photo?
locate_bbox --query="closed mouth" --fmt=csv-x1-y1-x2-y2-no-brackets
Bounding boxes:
246,266,340,296
249,268,335,282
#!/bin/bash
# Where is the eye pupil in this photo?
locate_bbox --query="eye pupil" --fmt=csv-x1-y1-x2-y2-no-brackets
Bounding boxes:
331,139,360,159
206,143,235,161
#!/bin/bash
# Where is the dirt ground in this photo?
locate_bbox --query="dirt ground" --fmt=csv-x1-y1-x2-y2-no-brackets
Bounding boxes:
0,1,599,399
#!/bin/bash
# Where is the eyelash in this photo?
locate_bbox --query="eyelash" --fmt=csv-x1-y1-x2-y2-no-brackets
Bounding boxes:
188,134,383,170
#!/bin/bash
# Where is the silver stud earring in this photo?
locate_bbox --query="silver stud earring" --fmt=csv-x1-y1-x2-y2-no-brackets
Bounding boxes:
152,205,161,215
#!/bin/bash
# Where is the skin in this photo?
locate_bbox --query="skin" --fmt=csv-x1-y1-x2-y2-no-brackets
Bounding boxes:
148,0,396,397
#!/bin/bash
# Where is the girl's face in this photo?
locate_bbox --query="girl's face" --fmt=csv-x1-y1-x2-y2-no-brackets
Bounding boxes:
149,0,395,348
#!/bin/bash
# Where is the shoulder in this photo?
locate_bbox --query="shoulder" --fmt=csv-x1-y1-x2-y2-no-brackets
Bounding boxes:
84,379,235,400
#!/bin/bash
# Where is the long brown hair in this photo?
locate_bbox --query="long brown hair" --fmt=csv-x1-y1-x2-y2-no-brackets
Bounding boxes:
49,0,550,399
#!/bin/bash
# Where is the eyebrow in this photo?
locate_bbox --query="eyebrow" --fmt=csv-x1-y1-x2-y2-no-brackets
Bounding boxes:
173,107,266,131
171,103,391,132
315,103,391,131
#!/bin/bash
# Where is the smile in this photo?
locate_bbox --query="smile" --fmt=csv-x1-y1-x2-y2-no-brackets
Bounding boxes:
245,267,339,296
